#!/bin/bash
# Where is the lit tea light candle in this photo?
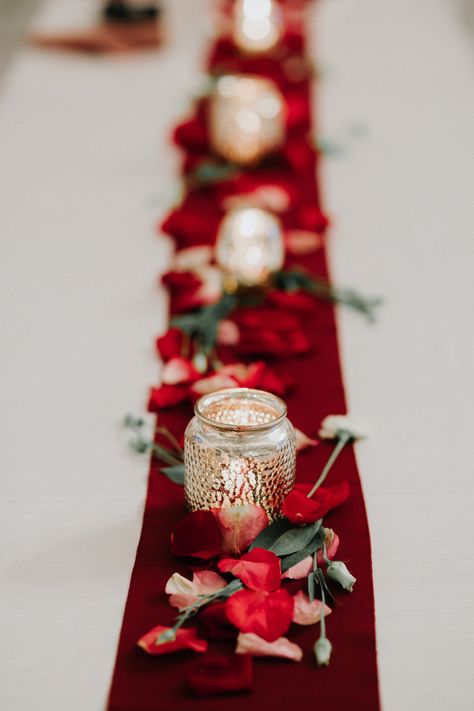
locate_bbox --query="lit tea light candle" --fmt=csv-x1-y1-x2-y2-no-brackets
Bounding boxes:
184,388,296,519
209,74,285,166
215,206,285,290
232,0,283,54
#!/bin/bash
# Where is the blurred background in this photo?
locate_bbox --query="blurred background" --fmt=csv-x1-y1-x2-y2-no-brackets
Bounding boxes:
0,2,473,710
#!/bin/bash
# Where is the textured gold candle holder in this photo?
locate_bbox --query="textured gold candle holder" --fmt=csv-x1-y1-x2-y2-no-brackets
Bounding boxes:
215,206,285,291
232,0,283,54
209,74,285,166
184,388,296,520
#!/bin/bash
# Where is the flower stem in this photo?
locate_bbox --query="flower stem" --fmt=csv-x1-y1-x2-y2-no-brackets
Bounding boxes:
306,431,350,498
154,424,183,455
169,580,243,637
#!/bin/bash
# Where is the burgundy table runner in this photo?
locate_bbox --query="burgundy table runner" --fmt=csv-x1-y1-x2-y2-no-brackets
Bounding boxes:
108,4,380,709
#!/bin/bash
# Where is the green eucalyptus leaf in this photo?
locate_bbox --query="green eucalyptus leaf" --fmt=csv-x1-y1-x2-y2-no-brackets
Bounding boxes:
161,465,185,485
249,517,293,551
280,528,325,572
308,572,316,602
269,519,322,557
171,294,238,353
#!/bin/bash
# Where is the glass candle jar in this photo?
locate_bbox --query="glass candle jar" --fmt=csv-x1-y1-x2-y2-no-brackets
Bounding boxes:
232,0,284,54
209,74,285,166
215,206,285,290
184,388,296,520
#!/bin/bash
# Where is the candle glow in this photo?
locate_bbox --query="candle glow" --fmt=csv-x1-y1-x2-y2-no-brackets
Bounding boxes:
215,206,285,290
233,0,283,54
209,74,285,165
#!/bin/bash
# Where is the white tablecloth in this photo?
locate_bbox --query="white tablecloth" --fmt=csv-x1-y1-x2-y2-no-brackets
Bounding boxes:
1,1,473,709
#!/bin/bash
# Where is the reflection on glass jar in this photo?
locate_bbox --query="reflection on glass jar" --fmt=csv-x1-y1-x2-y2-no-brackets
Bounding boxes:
215,206,285,290
209,74,285,166
184,388,296,520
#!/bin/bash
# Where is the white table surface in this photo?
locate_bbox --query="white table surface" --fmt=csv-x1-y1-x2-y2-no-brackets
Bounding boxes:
1,1,473,709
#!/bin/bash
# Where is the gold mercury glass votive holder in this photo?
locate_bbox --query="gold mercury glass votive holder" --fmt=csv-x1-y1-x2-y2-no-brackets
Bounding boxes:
208,74,285,166
232,0,284,55
184,388,296,520
215,206,285,292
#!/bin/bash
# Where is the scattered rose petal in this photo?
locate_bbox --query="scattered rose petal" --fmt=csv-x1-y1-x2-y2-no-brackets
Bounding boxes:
193,265,224,305
148,383,189,411
282,481,350,525
161,356,199,385
217,319,240,346
191,373,238,396
173,245,213,271
214,505,269,555
317,528,339,565
295,428,319,452
165,572,196,597
199,602,238,640
218,549,281,592
292,590,332,626
285,229,323,255
156,328,184,362
225,589,294,643
166,571,227,610
187,653,253,697
138,625,207,655
236,633,303,661
171,510,223,559
282,555,313,580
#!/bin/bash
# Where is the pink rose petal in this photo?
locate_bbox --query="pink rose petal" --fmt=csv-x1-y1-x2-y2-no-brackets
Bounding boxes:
191,373,238,396
282,555,313,580
173,245,213,271
295,428,319,452
285,229,323,255
193,570,228,595
216,319,240,346
161,356,198,385
236,633,303,661
193,265,223,305
214,505,269,555
317,529,339,566
292,590,332,626
166,571,227,610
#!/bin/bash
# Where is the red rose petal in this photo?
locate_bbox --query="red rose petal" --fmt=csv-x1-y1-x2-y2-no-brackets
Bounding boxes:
282,481,350,525
156,328,184,362
147,384,189,411
171,511,223,559
138,625,207,655
199,602,238,641
187,653,253,697
218,549,281,591
225,589,294,643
